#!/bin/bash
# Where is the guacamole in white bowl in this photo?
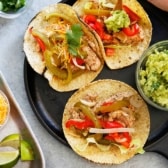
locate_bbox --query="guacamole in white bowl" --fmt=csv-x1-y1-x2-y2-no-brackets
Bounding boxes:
136,40,168,111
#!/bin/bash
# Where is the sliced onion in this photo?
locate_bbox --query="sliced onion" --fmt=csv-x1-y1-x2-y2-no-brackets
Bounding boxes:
80,99,96,107
121,107,132,114
72,57,85,70
129,95,143,108
89,127,135,134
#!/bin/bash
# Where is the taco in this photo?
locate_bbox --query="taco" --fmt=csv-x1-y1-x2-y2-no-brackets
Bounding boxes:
23,3,104,92
73,0,152,69
62,79,150,164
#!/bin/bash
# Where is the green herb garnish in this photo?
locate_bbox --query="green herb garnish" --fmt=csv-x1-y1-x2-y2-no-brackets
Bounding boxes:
0,0,25,12
66,24,83,56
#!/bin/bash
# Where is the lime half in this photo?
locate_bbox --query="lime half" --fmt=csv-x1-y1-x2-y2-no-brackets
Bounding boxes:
20,140,34,161
0,150,19,168
0,133,21,149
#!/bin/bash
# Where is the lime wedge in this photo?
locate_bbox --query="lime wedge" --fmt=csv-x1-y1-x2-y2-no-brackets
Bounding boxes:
0,133,21,149
20,140,34,161
0,150,19,168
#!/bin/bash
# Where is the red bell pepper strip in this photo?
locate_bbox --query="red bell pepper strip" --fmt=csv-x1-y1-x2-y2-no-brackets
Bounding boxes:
101,120,124,129
105,131,132,148
122,23,140,36
83,14,105,40
66,118,94,130
100,120,132,148
29,27,46,52
34,36,46,52
123,5,140,23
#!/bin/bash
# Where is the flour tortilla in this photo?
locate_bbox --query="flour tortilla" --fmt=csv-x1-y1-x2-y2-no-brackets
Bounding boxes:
23,3,104,92
73,0,152,69
62,79,150,164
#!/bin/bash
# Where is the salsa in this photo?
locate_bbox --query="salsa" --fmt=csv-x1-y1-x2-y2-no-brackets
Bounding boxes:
0,0,25,12
139,49,168,108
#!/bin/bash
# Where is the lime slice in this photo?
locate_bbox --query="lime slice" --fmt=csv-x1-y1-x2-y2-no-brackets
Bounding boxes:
20,140,34,161
0,150,19,168
0,133,21,149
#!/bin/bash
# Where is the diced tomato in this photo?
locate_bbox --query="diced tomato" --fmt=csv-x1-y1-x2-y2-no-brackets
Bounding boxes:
66,118,94,130
105,48,115,56
102,33,113,41
75,57,85,65
123,5,140,23
70,57,85,66
83,14,97,24
122,23,140,36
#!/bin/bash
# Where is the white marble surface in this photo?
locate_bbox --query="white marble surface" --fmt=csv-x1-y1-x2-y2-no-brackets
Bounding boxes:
0,0,168,168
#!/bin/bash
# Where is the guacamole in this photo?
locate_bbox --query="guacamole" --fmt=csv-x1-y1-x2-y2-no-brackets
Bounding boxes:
139,49,168,108
104,10,130,33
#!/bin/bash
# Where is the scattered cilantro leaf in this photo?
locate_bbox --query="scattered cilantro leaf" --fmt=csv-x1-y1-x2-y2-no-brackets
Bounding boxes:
66,24,83,56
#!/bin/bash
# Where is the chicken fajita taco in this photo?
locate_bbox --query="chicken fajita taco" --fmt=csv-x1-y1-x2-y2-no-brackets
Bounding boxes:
23,3,104,92
62,79,150,164
73,0,152,69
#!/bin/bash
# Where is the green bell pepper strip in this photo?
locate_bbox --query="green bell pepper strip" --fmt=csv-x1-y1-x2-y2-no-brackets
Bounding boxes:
96,99,130,113
30,28,50,49
44,50,68,79
74,102,102,141
62,63,72,84
74,102,101,128
44,49,85,82
45,12,75,24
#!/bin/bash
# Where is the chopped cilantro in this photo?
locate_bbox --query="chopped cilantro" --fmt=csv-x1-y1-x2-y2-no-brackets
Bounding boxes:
0,0,25,12
66,24,83,56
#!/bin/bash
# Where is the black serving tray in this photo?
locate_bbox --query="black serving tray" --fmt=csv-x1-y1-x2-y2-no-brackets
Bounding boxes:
24,0,168,159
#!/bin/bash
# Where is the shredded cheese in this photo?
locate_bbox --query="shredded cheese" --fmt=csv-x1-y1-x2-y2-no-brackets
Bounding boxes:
0,91,9,125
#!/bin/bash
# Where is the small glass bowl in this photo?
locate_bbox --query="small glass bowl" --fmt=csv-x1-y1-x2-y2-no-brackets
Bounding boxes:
136,40,168,111
0,90,10,128
0,0,33,19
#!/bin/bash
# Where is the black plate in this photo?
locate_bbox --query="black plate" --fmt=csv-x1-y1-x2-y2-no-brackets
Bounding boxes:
24,0,168,158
